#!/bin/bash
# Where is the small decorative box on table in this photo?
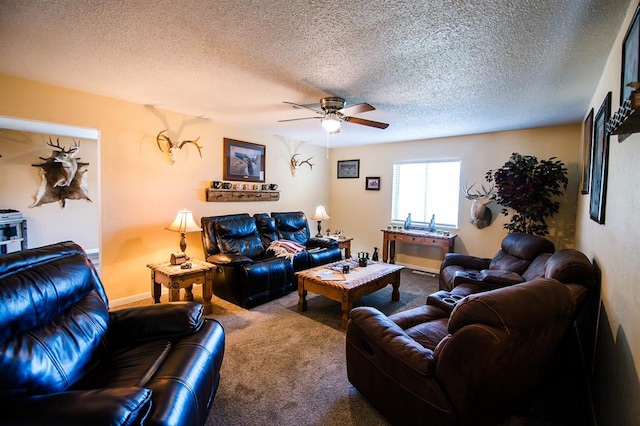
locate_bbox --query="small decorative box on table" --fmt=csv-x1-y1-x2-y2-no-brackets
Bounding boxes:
147,259,214,314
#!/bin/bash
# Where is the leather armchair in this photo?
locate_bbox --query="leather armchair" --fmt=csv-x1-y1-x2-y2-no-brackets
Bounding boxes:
0,241,225,426
346,249,594,426
439,232,555,291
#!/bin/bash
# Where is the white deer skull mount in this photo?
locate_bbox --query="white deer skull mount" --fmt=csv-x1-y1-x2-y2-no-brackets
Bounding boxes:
156,130,203,164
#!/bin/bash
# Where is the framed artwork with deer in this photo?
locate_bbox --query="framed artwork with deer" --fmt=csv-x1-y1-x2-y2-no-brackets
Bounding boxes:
223,138,265,182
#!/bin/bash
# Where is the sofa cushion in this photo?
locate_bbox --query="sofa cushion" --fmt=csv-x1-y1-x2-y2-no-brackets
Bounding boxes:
271,211,311,245
215,217,264,258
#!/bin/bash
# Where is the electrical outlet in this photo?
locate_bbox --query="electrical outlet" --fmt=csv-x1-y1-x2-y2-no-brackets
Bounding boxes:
413,246,419,254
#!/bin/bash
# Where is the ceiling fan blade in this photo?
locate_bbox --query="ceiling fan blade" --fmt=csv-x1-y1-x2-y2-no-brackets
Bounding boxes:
283,101,323,115
338,102,375,115
278,116,322,123
343,116,389,129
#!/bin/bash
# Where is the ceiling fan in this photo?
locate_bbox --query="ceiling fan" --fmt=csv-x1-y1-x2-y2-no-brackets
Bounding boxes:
278,97,389,133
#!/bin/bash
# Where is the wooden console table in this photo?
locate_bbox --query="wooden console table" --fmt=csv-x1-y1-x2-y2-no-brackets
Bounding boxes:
381,229,456,263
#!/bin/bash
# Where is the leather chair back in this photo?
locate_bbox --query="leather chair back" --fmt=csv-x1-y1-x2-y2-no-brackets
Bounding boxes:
488,232,555,274
201,213,250,257
214,216,265,258
271,211,311,245
0,241,109,397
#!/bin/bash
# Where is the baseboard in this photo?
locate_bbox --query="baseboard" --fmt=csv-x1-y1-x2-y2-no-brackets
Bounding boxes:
395,262,439,276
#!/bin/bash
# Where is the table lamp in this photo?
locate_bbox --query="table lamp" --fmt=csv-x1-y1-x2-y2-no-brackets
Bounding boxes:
310,205,330,237
166,209,202,253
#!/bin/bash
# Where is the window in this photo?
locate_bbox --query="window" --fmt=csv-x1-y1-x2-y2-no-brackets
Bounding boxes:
391,160,461,228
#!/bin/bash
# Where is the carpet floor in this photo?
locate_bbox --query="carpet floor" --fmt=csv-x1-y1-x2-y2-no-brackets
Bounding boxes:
121,268,589,426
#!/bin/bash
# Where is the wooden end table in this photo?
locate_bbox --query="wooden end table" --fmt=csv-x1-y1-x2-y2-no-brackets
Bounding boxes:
296,261,403,329
147,259,214,314
331,236,353,258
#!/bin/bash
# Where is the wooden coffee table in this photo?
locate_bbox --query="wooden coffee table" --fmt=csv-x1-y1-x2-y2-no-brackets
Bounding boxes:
296,261,403,328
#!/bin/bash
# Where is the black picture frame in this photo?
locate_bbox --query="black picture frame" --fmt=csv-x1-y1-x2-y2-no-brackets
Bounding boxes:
223,138,265,182
589,92,611,224
365,176,380,190
337,159,359,178
621,6,640,103
580,108,594,194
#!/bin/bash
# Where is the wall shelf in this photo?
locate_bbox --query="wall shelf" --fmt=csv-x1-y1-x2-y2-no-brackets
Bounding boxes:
606,92,640,141
205,189,280,202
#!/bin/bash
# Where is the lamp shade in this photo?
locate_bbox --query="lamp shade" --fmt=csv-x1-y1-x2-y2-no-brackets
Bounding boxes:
166,209,202,233
310,205,330,221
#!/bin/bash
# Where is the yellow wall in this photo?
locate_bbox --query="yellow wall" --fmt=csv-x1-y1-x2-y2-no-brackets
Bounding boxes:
331,124,581,272
575,2,640,423
0,74,331,302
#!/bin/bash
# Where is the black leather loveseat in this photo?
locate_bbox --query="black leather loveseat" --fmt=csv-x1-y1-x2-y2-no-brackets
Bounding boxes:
0,242,225,425
201,211,342,308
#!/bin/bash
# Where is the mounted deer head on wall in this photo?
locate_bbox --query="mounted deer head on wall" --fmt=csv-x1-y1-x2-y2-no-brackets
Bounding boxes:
463,182,496,229
31,137,91,208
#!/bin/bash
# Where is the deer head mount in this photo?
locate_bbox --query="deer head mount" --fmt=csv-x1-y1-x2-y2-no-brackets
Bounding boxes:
289,153,314,176
31,137,91,208
463,183,496,229
156,130,203,164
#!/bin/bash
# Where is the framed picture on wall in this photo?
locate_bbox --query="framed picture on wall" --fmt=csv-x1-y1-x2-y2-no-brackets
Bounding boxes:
223,138,265,182
337,160,359,178
580,108,594,194
621,6,640,103
589,92,611,224
365,176,380,190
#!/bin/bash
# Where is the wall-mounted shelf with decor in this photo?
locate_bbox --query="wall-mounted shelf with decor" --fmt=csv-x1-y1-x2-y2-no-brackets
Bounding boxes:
205,189,280,202
606,91,640,140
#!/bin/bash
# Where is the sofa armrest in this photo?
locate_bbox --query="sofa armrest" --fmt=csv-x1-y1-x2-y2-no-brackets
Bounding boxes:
109,302,204,344
479,269,525,286
0,387,152,426
440,253,491,271
206,253,253,265
306,237,338,248
348,306,435,375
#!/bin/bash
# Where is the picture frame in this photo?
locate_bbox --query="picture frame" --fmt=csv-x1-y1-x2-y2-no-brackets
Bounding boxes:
223,138,265,182
589,92,611,224
621,6,640,103
337,159,360,178
580,108,594,194
365,176,380,190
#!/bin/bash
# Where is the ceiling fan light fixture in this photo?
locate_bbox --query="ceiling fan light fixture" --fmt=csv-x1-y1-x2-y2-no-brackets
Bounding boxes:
321,113,341,133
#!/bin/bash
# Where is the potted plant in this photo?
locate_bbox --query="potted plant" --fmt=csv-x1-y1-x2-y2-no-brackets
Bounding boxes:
485,153,568,236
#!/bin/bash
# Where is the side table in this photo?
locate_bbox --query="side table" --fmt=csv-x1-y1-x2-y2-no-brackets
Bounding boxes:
147,259,214,314
331,237,353,259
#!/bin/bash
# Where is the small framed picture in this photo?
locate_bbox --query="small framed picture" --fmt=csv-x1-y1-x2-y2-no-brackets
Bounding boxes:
621,6,640,103
580,108,594,194
365,176,380,190
223,138,265,182
337,159,360,178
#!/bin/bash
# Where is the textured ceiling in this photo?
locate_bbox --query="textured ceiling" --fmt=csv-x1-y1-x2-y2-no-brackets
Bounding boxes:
0,0,632,147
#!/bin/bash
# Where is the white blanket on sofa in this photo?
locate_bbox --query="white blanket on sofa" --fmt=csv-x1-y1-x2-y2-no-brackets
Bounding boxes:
267,240,305,260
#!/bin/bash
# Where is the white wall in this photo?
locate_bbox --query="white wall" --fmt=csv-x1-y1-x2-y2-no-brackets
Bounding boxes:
330,124,581,272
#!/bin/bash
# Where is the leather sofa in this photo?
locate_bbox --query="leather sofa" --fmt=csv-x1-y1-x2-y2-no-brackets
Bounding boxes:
0,241,225,426
439,232,555,291
346,248,594,426
201,211,341,308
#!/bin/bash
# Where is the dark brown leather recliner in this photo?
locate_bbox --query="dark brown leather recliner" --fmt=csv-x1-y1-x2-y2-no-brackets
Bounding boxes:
346,249,594,426
439,232,555,291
